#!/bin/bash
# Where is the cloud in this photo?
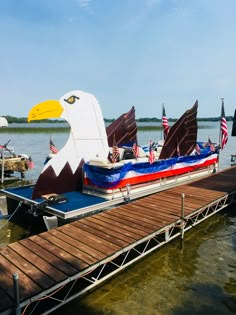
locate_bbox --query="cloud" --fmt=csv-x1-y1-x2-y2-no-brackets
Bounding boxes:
77,0,93,14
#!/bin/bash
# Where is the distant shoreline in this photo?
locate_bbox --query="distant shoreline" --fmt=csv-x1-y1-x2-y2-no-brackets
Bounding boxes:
0,122,221,133
1,116,233,124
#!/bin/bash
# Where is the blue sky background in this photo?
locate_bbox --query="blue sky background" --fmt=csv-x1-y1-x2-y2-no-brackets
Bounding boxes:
1,0,235,119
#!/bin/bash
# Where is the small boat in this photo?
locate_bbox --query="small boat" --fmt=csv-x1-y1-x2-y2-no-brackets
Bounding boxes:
0,141,34,184
83,100,218,199
83,145,217,199
0,90,219,226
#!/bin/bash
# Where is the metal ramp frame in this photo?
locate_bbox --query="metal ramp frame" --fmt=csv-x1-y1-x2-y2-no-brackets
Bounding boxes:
16,190,236,315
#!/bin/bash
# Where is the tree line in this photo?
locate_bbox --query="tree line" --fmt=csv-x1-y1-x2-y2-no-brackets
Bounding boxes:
2,115,234,124
105,116,234,123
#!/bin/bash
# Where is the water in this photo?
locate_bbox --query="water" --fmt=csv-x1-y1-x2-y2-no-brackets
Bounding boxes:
1,121,234,180
0,122,236,314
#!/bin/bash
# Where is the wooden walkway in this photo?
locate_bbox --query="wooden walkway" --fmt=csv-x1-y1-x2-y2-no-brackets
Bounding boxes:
1,166,236,314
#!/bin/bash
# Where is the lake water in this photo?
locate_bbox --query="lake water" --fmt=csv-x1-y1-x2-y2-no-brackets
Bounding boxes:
0,122,236,314
2,121,234,181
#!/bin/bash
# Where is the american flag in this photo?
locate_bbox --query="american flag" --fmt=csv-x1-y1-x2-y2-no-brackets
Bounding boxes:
162,104,169,140
132,142,139,158
220,99,228,149
149,140,155,164
112,135,120,163
50,139,58,154
27,156,34,169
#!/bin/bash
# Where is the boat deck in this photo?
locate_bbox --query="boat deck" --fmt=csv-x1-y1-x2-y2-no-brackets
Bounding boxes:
0,166,236,314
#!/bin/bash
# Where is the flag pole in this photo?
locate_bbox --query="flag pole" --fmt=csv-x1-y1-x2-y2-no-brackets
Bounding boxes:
218,97,224,171
161,103,164,140
219,97,224,147
218,98,222,170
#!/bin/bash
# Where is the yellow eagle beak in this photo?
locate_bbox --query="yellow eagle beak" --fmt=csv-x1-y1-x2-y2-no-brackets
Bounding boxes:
28,100,63,122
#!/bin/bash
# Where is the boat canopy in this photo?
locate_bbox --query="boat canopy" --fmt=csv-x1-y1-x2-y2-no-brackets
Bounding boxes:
0,117,8,127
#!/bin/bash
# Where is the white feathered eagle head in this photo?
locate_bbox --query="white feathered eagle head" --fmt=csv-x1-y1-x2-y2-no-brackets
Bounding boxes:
28,90,109,199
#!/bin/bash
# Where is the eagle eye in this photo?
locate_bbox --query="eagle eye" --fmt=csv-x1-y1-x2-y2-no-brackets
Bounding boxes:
64,95,80,104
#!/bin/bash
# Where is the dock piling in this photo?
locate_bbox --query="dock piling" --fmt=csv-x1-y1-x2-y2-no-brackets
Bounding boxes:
180,193,185,246
13,272,21,315
1,148,4,184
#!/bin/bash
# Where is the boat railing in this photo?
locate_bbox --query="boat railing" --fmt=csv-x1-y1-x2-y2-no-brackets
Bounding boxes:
3,146,15,158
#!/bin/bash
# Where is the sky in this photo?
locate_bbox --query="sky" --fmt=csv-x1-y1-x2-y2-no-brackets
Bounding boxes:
0,0,236,119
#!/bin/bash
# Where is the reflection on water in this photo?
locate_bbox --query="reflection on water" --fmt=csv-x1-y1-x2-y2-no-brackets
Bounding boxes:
0,220,30,248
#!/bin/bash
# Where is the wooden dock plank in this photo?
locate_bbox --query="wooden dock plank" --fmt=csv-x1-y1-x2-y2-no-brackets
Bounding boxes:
144,197,200,214
97,212,148,238
188,175,236,192
125,203,171,225
144,189,225,213
72,220,129,248
149,189,221,205
0,262,24,300
106,206,162,230
144,197,183,211
44,230,105,263
83,216,137,243
97,211,154,234
130,202,180,223
144,205,181,223
57,224,121,254
169,185,225,197
19,238,78,276
8,242,67,283
91,213,146,239
30,234,87,270
72,220,130,247
0,247,55,289
117,203,166,229
145,192,183,203
0,253,41,298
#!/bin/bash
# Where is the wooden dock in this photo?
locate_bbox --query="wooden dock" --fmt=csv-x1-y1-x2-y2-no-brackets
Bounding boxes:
1,166,236,315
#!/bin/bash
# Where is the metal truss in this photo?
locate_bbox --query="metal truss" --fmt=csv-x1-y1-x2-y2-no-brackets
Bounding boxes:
183,191,236,232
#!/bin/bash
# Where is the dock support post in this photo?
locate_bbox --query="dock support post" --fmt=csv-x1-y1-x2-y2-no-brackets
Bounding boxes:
180,193,185,246
126,184,131,202
13,272,21,315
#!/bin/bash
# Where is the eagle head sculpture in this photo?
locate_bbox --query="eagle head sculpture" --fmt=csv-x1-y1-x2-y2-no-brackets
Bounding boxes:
28,90,109,199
